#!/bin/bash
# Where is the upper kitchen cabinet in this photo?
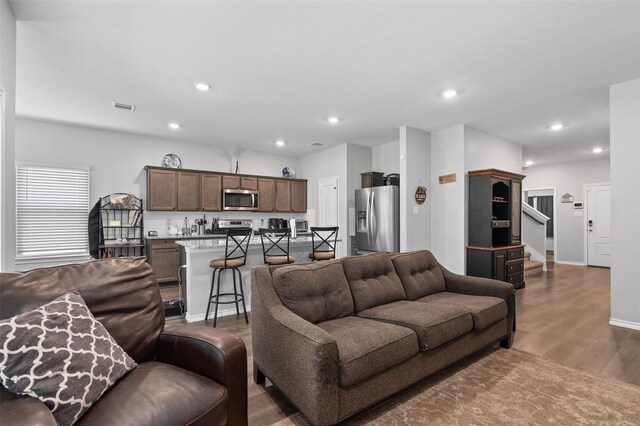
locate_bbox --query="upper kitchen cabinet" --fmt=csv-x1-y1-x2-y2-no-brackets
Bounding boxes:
275,180,291,212
291,180,307,212
146,166,307,212
177,171,201,211
258,178,276,212
222,175,258,190
241,177,258,190
201,173,222,211
222,175,241,190
147,168,177,211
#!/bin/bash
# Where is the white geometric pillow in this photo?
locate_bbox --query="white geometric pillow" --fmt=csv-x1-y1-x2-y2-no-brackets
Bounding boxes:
0,291,137,426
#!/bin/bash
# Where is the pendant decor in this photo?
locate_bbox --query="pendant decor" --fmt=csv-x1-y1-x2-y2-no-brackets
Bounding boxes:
414,180,427,205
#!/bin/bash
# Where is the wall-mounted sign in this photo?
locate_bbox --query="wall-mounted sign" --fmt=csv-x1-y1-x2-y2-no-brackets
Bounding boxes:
414,185,427,205
439,173,457,184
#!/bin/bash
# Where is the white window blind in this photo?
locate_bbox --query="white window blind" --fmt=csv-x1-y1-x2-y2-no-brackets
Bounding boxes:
16,163,90,260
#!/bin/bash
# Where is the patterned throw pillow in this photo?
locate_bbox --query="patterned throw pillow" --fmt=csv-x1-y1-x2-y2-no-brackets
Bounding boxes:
0,291,137,426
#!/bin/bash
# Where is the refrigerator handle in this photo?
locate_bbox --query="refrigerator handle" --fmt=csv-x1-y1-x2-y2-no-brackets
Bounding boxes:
371,191,376,245
366,192,372,248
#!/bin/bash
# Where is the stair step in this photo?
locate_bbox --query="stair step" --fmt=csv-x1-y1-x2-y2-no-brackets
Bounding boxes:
524,252,531,260
524,259,544,277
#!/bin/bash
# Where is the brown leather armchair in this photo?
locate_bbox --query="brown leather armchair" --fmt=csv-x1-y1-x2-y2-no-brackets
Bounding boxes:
0,257,247,426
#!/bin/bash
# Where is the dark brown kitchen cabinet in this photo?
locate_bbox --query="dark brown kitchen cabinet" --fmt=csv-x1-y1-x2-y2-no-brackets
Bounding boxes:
258,178,276,212
275,180,291,212
222,175,258,190
241,177,258,190
148,240,180,283
146,166,307,212
147,169,177,211
177,172,201,211
222,175,241,189
291,180,307,212
201,173,222,211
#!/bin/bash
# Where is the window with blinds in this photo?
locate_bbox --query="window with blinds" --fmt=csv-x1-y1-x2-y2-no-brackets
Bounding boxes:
16,163,90,261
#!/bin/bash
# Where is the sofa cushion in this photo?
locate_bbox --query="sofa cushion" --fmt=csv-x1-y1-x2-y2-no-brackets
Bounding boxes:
77,362,228,426
390,250,446,300
357,301,473,351
341,252,406,312
0,291,137,426
272,260,354,324
316,316,418,387
417,292,507,330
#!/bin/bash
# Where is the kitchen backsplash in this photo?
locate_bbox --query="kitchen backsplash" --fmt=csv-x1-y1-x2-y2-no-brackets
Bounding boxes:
144,210,314,236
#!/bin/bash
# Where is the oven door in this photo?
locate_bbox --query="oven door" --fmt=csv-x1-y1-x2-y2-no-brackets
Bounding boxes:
223,189,259,211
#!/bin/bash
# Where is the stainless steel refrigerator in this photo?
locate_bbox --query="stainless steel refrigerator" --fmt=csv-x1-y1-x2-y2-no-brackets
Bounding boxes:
355,186,399,254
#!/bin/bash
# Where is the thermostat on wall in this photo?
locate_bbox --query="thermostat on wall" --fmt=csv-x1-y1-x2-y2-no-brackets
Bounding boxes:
573,202,583,209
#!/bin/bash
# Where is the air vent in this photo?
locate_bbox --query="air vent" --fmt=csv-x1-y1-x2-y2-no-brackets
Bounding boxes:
112,101,136,112
310,142,323,146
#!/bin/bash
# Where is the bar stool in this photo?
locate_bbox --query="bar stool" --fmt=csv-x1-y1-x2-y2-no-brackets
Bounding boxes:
259,228,295,265
205,227,252,327
308,226,339,261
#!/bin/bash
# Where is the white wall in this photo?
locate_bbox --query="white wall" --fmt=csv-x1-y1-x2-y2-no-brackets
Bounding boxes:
0,0,16,272
372,140,399,175
464,126,523,174
14,118,304,269
430,125,465,272
610,77,640,329
400,126,431,252
524,157,610,264
299,143,348,257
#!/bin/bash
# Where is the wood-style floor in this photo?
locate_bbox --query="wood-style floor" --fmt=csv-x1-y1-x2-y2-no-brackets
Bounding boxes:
171,263,640,425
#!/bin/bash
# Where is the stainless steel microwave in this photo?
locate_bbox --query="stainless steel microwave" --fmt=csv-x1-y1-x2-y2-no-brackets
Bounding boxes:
223,189,259,211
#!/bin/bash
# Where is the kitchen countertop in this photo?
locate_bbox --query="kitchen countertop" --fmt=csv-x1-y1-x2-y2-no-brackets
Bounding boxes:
144,234,226,240
176,235,339,251
145,231,311,240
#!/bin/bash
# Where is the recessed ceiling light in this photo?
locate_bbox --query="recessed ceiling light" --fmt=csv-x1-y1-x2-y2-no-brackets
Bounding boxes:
194,82,210,91
525,160,534,166
168,122,181,130
592,147,603,153
275,140,285,146
442,89,458,98
549,123,565,131
327,117,340,124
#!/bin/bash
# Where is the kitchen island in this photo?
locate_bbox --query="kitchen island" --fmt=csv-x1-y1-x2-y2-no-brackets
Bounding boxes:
176,235,341,323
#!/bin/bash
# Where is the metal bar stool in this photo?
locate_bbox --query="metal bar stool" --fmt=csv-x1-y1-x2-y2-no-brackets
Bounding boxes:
308,226,339,261
205,227,252,327
259,228,294,265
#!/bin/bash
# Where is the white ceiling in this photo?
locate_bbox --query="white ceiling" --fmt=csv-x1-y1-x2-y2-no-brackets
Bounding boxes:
12,1,640,165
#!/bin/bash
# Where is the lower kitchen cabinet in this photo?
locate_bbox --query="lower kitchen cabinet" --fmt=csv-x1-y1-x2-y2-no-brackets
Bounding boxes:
146,239,183,317
466,245,525,289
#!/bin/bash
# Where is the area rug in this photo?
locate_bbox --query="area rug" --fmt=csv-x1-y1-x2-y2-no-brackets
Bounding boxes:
275,348,640,425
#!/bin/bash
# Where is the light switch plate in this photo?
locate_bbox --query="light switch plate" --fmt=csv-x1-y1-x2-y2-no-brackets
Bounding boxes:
413,206,419,215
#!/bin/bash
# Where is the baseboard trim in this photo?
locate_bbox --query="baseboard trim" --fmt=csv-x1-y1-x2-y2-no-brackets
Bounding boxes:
185,305,252,323
555,260,586,266
609,318,640,331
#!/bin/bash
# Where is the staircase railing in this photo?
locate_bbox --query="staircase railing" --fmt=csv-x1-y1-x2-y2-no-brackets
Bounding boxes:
522,202,550,271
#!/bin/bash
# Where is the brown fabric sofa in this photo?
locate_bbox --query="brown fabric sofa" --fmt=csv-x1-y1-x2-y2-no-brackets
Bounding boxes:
251,250,515,425
0,257,247,426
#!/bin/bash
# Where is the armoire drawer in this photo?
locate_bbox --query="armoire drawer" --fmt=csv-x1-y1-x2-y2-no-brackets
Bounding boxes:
507,272,524,286
507,247,524,261
506,259,524,275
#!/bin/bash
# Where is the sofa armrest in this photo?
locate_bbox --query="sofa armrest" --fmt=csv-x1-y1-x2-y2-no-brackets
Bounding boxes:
0,387,56,426
156,324,247,426
441,265,516,333
251,267,340,426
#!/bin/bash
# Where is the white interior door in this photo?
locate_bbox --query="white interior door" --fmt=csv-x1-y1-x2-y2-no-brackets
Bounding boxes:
586,184,611,267
318,177,338,226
